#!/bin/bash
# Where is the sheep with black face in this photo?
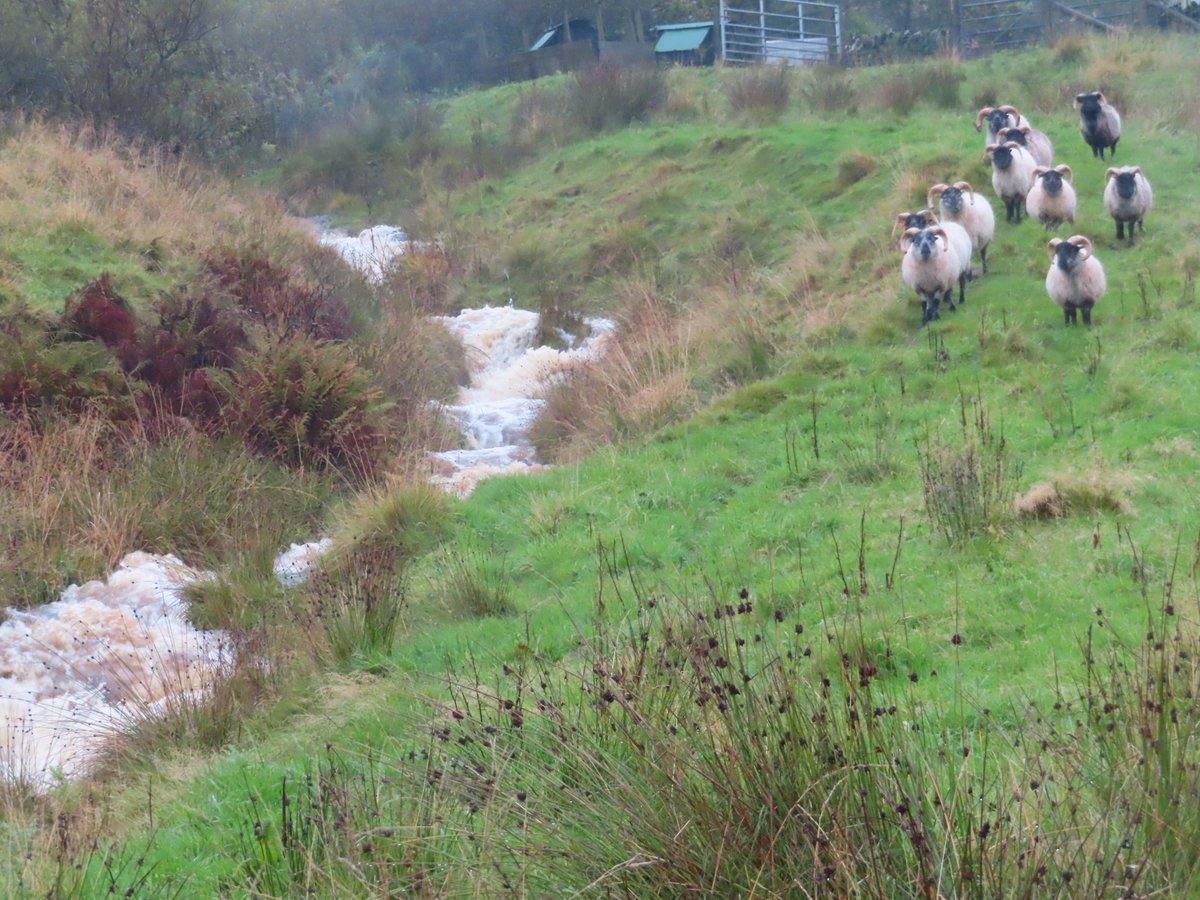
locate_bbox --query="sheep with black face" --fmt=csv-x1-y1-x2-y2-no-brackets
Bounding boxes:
998,124,1054,168
927,182,995,275
901,226,968,325
1027,165,1076,231
1046,235,1106,326
974,105,1028,148
1075,92,1121,159
986,141,1036,224
1103,165,1152,247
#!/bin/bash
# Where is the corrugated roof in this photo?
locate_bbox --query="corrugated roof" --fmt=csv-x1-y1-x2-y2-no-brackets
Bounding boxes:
655,22,713,53
530,26,560,51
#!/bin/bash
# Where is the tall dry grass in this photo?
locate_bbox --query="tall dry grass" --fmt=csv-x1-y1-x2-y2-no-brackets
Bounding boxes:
0,117,306,264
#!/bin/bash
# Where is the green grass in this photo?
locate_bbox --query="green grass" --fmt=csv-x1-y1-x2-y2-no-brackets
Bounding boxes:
8,31,1200,897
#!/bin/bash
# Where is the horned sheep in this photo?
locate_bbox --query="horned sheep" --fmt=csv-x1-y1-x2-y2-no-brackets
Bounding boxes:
974,106,1030,149
998,124,1054,168
927,182,996,275
1103,166,1153,247
1075,91,1122,159
1026,165,1077,231
985,141,1037,224
900,226,970,325
1046,235,1106,326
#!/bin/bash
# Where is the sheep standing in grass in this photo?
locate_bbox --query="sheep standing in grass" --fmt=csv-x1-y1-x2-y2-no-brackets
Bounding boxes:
998,124,1054,168
1046,235,1106,326
1103,166,1153,247
1075,92,1121,159
1027,165,1077,231
901,226,968,325
974,105,1026,148
986,142,1036,224
927,182,995,275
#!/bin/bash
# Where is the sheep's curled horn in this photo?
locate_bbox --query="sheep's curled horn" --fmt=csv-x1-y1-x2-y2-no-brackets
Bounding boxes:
974,107,994,132
1056,164,1073,182
891,209,938,238
1032,164,1072,182
927,183,949,206
1074,91,1107,108
1047,235,1093,260
952,180,976,203
998,104,1022,124
1105,165,1141,182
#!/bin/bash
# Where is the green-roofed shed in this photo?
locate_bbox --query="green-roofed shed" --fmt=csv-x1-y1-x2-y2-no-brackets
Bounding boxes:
654,21,715,66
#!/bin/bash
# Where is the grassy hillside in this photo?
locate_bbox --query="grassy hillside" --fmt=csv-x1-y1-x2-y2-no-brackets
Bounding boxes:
7,31,1200,897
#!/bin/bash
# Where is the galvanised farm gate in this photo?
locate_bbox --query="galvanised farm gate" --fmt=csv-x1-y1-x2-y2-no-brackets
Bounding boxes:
719,0,842,64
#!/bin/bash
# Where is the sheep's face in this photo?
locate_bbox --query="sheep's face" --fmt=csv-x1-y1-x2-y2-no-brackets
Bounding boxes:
990,145,1015,171
1076,92,1104,120
1114,171,1138,200
908,229,942,262
1054,240,1085,273
939,186,965,215
987,108,1012,137
1039,170,1064,196
999,127,1028,148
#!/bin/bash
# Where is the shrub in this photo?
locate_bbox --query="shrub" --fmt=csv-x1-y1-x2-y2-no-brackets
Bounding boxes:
916,393,1022,544
206,250,350,342
433,544,513,618
800,65,859,114
725,66,791,120
60,274,138,350
568,63,666,132
304,544,407,668
232,336,387,476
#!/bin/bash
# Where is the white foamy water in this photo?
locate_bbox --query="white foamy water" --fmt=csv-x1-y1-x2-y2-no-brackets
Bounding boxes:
429,306,614,496
313,223,431,284
0,553,229,785
273,538,334,587
314,222,614,497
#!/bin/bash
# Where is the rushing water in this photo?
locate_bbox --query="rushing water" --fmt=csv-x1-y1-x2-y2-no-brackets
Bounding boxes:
0,222,610,785
0,553,228,785
315,224,614,497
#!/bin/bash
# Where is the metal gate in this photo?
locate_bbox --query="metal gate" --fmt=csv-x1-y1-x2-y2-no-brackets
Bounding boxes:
958,0,1042,55
720,0,842,65
958,0,1136,55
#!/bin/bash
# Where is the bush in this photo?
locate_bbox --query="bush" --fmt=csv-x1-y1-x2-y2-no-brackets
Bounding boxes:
232,336,388,476
725,66,791,120
800,65,859,114
916,393,1022,544
568,63,666,132
206,250,350,342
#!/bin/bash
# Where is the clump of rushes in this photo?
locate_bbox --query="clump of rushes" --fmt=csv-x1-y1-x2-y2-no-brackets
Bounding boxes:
917,390,1021,544
158,523,1200,897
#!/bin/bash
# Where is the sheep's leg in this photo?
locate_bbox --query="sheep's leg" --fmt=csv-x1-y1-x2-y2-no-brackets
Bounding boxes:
920,298,929,325
1082,301,1094,326
1014,199,1023,224
1116,219,1125,241
1111,137,1118,157
927,294,941,322
1064,305,1077,326
1127,223,1135,248
980,246,988,275
958,274,967,307
1138,217,1145,234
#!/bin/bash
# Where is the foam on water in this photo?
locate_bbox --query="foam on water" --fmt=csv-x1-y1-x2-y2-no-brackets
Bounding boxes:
273,538,334,587
313,224,431,284
0,553,229,785
430,306,614,496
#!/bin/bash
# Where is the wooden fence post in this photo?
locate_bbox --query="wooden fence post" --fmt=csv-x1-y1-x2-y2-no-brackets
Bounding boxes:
1040,0,1055,42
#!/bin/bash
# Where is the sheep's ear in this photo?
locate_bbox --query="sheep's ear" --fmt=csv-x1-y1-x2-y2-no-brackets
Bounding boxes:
1105,167,1119,183
1047,238,1062,260
974,107,993,131
1056,164,1073,182
1073,93,1086,108
984,144,998,156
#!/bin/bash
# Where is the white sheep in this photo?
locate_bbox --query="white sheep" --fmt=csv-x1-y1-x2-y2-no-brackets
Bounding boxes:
1103,165,1153,247
974,105,1027,148
893,210,972,289
986,142,1037,224
998,124,1054,168
927,181,995,275
1027,165,1077,232
1075,91,1121,159
901,226,967,325
1046,235,1106,326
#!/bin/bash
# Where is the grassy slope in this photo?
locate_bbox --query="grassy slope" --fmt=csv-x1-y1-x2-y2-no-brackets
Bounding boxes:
10,33,1200,895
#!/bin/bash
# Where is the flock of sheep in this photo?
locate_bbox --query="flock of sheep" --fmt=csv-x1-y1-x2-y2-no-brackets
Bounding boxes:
895,92,1153,326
